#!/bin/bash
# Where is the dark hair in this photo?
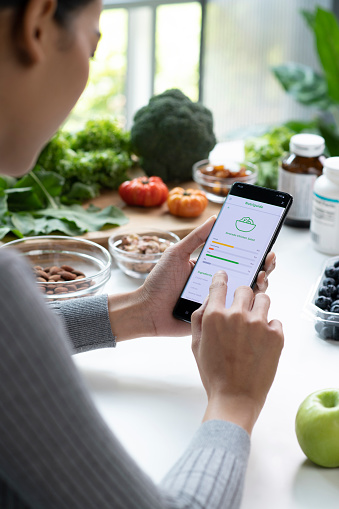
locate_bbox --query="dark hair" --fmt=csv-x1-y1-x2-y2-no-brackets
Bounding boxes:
0,0,95,25
1,0,95,64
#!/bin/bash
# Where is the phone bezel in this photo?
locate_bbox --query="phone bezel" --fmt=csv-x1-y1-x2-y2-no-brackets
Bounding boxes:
173,182,293,323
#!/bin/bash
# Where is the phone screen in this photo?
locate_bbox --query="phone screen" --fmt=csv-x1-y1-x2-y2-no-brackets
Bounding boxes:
173,183,292,321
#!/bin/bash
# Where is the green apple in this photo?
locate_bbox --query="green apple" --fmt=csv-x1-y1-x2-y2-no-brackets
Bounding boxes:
295,388,339,468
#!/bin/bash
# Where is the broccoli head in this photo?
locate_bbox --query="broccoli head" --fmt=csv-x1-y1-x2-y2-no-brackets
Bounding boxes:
130,89,216,182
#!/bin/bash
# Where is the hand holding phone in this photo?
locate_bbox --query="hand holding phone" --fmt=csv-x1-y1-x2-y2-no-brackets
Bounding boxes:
173,183,292,322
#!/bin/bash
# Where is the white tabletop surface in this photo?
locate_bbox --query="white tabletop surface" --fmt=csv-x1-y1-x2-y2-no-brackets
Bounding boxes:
74,144,339,509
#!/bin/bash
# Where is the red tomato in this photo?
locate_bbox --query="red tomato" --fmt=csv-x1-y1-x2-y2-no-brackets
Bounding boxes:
119,176,169,207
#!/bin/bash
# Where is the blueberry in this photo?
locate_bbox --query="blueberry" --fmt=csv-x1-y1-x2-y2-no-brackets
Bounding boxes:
331,305,339,313
315,296,332,310
334,260,339,268
319,285,337,298
325,266,337,278
328,285,337,297
331,299,339,307
323,277,336,286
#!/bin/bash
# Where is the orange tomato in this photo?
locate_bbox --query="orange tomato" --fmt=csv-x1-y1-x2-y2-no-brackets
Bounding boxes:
167,187,208,217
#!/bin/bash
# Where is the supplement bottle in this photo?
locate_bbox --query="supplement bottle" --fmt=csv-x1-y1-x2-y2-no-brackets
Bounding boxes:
278,133,325,227
311,157,339,255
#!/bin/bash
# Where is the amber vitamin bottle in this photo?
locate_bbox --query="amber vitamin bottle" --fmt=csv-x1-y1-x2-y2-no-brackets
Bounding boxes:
278,133,325,227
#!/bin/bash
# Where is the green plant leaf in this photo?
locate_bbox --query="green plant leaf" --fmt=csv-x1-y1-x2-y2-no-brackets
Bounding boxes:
61,181,99,205
313,7,339,104
283,119,319,133
271,63,332,109
300,9,316,30
5,187,44,212
317,119,339,156
0,191,8,217
0,175,17,190
0,227,12,240
0,214,21,240
10,212,37,236
31,217,82,236
33,204,128,234
14,169,63,209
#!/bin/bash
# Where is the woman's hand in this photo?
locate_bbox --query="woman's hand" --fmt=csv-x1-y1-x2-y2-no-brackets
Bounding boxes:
191,271,284,435
139,217,276,338
138,216,218,337
108,216,276,341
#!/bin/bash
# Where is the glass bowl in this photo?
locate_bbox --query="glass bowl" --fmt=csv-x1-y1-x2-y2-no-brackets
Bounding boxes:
108,228,180,279
1,236,111,300
193,159,258,203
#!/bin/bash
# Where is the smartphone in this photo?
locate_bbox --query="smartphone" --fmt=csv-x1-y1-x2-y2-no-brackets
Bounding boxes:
173,182,293,322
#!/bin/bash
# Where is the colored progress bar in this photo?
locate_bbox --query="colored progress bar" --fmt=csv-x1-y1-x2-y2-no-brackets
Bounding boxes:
212,241,234,248
206,253,239,264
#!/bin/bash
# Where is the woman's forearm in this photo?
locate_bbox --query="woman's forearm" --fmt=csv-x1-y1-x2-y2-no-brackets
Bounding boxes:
107,288,155,342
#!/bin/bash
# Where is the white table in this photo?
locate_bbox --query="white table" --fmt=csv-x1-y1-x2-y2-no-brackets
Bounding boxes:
74,223,339,509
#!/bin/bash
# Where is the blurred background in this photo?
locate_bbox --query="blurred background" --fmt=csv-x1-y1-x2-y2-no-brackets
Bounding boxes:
64,0,337,140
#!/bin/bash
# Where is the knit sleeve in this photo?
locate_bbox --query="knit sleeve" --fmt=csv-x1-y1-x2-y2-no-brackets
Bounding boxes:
48,295,116,353
0,248,250,509
160,420,250,509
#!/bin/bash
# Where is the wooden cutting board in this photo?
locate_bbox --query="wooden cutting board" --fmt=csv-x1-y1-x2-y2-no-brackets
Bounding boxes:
81,181,222,247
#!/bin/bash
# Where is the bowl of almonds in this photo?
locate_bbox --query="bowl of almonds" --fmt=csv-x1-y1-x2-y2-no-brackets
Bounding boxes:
108,228,180,279
1,236,111,300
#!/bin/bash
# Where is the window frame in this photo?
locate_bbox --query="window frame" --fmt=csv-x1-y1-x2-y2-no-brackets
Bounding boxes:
102,0,204,128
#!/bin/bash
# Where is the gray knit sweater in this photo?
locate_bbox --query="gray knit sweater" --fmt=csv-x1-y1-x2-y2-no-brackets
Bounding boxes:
0,248,250,509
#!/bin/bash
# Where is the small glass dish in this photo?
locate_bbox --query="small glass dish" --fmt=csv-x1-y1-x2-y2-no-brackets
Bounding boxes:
193,159,258,203
108,228,180,279
1,235,111,300
305,256,339,342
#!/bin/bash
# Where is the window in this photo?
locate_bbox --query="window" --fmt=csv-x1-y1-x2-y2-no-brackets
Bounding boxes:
65,1,202,132
201,0,333,140
64,8,128,132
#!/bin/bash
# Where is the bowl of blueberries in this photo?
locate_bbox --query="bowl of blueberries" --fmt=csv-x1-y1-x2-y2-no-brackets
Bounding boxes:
308,257,339,342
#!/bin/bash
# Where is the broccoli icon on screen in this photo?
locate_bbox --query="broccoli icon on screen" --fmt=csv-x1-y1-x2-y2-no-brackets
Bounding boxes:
235,217,256,232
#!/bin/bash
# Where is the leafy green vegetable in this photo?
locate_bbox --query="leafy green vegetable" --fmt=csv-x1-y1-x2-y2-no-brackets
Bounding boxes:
35,119,133,204
64,182,99,204
0,172,128,240
0,191,7,217
0,120,131,240
0,175,16,190
71,119,131,153
244,126,296,189
131,89,216,182
34,204,128,235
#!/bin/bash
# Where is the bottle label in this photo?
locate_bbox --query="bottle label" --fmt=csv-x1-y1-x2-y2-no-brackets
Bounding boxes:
311,192,339,254
278,167,317,220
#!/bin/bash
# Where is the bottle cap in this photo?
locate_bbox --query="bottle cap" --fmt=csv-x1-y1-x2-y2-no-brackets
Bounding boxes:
324,157,339,177
290,134,325,157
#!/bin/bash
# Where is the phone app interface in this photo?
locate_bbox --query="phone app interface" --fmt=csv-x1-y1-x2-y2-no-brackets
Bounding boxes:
181,194,285,308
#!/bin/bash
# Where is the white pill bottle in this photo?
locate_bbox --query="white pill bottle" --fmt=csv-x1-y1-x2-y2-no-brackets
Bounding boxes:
311,157,339,254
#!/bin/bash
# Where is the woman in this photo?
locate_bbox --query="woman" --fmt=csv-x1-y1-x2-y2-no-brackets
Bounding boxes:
0,1,283,508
